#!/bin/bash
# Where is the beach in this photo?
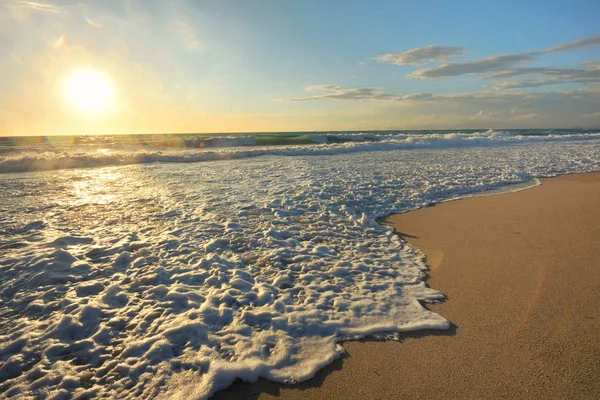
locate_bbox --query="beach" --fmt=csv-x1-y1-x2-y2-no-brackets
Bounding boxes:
215,172,600,399
3,1,600,397
2,134,599,399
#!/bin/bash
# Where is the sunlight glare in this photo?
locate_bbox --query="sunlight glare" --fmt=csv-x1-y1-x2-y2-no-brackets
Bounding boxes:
63,68,115,115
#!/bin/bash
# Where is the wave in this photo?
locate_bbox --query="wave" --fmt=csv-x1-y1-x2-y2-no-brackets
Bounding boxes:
0,133,372,152
2,131,600,174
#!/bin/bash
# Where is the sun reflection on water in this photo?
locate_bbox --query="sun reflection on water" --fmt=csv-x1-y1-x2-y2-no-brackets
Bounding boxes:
70,168,121,206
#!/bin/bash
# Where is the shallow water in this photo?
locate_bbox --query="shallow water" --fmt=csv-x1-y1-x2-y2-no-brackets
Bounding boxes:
0,138,599,398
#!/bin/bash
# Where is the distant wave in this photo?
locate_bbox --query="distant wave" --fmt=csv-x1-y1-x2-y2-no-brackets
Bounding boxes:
1,131,599,174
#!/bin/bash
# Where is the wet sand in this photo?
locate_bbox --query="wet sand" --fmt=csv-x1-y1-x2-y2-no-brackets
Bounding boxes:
214,172,600,399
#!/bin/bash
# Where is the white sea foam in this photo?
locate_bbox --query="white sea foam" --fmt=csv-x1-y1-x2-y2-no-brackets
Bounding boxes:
0,139,599,398
1,130,599,173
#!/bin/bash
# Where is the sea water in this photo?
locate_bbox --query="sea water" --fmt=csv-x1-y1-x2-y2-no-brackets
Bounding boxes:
0,130,599,398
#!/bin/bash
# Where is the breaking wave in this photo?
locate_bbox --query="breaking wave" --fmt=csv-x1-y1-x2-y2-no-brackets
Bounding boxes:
1,130,599,174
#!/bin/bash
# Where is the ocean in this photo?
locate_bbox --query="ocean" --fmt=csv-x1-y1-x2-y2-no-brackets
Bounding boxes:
1,129,599,398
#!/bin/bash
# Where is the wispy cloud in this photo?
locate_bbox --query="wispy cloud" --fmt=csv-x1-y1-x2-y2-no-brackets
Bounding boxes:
279,84,600,104
489,65,600,89
469,109,539,121
545,35,600,52
492,80,558,90
18,1,60,12
583,110,600,118
373,45,468,66
406,35,600,79
278,85,400,102
408,53,537,79
483,67,582,80
278,85,516,103
580,59,600,67
5,0,68,13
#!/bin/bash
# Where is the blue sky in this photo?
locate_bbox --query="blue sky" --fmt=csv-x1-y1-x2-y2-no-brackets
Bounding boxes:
1,0,600,135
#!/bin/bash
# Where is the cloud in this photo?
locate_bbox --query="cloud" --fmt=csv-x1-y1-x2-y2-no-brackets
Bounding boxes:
306,85,345,92
399,93,437,101
409,53,537,79
373,45,468,66
279,84,536,103
279,84,600,105
545,35,600,52
276,85,600,130
492,80,558,90
489,65,600,89
483,67,582,80
407,35,600,79
583,111,600,118
16,1,61,13
580,59,600,67
415,90,555,102
278,86,490,103
278,85,520,103
278,85,400,102
469,109,540,121
4,0,73,14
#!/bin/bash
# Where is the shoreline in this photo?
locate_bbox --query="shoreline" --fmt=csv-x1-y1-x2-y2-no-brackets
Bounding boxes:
214,171,600,399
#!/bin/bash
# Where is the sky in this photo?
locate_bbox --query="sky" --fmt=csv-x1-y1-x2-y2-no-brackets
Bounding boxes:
1,0,600,135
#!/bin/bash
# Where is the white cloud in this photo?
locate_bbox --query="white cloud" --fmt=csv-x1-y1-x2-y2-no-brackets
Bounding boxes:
483,67,581,80
545,35,600,52
492,80,556,90
16,1,61,13
373,45,468,66
278,86,509,103
279,84,600,106
278,85,399,102
400,93,437,101
469,109,539,121
406,35,600,79
489,65,600,89
408,53,537,79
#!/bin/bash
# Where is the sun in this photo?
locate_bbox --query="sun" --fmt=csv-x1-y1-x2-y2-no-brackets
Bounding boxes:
63,68,115,114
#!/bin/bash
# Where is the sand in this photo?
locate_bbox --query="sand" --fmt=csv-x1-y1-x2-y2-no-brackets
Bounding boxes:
214,172,600,399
